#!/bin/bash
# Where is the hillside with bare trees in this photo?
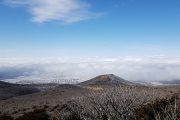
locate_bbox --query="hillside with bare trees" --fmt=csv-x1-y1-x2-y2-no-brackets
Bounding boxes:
0,74,179,120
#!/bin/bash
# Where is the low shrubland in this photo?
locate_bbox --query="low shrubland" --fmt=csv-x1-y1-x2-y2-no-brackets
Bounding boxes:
0,86,179,120
52,86,179,120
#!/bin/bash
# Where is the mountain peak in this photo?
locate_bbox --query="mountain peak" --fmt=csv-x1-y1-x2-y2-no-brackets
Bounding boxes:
79,74,137,87
95,74,114,81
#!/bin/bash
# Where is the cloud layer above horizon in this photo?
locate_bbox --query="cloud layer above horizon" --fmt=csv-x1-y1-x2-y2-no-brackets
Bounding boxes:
0,56,180,84
4,0,99,23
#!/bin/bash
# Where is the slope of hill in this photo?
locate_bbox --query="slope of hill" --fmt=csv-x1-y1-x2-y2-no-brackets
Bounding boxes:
0,84,90,115
79,74,137,87
0,81,40,100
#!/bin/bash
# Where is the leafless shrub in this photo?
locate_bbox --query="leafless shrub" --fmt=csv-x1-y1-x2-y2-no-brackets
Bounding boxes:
153,97,180,120
132,94,180,120
15,109,50,120
54,86,175,120
0,114,14,120
53,101,87,120
82,87,161,120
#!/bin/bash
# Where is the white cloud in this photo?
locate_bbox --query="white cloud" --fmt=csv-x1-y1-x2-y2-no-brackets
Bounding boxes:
4,0,99,24
0,56,180,84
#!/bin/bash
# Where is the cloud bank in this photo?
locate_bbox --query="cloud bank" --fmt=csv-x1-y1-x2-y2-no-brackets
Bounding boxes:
4,0,99,23
0,56,180,84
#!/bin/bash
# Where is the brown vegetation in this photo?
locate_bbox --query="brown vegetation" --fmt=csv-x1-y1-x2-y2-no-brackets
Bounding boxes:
0,75,179,120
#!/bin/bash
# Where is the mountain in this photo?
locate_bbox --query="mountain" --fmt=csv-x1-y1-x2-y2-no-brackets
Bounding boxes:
0,81,40,100
159,80,180,85
135,80,180,86
79,74,137,87
134,80,154,86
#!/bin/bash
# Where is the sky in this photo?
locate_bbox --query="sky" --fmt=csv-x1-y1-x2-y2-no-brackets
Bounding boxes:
0,0,180,83
0,0,180,57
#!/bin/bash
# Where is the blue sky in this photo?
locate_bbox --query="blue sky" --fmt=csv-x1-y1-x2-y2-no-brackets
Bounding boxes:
0,0,180,57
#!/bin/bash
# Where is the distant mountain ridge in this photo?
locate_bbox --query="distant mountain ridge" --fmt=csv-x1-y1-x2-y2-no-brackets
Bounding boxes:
158,80,180,85
134,80,180,86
